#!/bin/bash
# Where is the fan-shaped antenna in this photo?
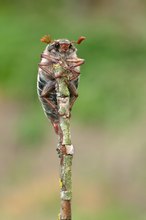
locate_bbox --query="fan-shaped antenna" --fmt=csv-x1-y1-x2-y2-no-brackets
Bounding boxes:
76,36,86,44
40,35,52,44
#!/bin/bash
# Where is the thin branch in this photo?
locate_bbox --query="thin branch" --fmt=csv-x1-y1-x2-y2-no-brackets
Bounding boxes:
54,63,74,220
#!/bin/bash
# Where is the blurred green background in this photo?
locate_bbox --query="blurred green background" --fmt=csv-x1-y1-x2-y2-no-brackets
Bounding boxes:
1,0,146,219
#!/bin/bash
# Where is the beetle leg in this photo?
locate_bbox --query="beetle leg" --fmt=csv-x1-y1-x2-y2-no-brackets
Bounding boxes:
41,53,59,63
41,81,55,97
67,59,84,80
69,71,80,81
67,81,78,110
67,58,84,67
41,81,57,110
70,59,85,68
67,64,81,81
38,63,55,80
42,97,57,110
70,96,78,110
51,120,60,135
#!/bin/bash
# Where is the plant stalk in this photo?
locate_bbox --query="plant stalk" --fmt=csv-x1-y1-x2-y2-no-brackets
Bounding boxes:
54,63,74,220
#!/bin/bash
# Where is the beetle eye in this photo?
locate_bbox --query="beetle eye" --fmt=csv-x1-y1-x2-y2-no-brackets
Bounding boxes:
55,43,60,49
69,44,72,49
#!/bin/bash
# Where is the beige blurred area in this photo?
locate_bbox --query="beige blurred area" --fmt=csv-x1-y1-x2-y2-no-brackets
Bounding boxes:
1,99,146,219
1,0,146,219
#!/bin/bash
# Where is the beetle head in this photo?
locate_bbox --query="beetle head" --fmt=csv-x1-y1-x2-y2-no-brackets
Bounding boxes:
40,35,86,53
54,39,72,53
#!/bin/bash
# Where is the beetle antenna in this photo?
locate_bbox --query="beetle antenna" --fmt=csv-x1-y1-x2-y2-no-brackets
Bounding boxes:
40,35,52,44
72,36,86,44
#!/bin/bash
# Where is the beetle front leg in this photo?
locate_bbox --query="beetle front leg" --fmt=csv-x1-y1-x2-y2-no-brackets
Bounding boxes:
67,58,85,68
71,59,85,68
67,59,84,80
41,53,59,63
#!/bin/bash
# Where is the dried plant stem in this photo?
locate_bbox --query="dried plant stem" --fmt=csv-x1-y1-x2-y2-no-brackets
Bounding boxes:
54,64,74,220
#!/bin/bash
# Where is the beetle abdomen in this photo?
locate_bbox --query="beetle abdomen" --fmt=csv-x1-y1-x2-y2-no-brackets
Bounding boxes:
37,73,59,122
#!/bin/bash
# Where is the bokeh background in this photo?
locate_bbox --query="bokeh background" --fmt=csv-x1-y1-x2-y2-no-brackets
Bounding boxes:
1,0,146,219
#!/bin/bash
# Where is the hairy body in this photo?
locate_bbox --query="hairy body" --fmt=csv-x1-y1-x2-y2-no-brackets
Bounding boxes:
37,37,85,134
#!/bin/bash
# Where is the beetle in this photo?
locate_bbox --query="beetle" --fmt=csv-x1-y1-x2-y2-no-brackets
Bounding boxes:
37,35,85,134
